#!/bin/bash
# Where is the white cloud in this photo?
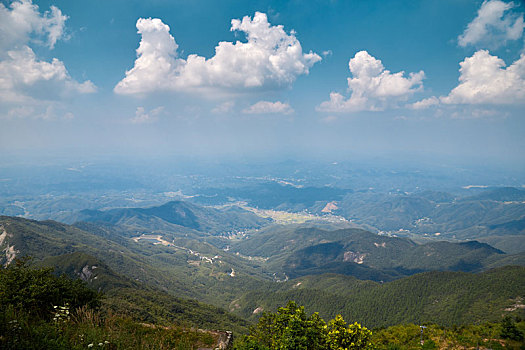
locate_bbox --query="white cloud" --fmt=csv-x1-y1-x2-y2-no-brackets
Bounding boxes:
131,106,164,124
407,96,440,110
458,0,524,49
6,105,35,119
0,46,96,104
114,12,321,95
0,0,95,118
211,101,235,114
317,51,425,113
115,18,179,96
4,103,75,121
0,0,68,50
242,101,294,115
441,50,525,105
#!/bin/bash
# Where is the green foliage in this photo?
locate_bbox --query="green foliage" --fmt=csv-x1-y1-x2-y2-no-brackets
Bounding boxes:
0,258,229,349
373,322,525,350
0,258,101,320
236,266,525,328
501,316,524,341
327,315,372,350
244,301,328,350
103,286,249,334
41,252,250,333
0,215,272,312
0,305,222,350
235,302,373,350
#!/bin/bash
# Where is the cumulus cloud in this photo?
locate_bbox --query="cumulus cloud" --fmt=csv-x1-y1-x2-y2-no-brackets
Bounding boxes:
409,50,525,110
114,12,321,95
441,50,525,105
242,101,294,115
0,46,96,104
0,0,95,118
458,0,524,49
317,51,425,112
0,0,68,50
131,106,164,124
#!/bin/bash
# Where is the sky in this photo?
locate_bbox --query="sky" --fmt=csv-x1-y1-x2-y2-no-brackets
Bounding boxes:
0,0,524,168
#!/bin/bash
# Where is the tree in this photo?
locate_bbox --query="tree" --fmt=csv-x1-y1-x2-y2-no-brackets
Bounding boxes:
500,316,524,341
234,301,373,350
0,257,101,319
327,314,372,350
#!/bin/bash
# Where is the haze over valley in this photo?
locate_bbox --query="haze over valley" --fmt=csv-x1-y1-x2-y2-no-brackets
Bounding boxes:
1,0,525,348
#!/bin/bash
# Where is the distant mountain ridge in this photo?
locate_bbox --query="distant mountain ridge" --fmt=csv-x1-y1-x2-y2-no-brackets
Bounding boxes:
329,187,525,253
232,226,514,281
1,215,524,330
62,200,270,235
460,187,525,202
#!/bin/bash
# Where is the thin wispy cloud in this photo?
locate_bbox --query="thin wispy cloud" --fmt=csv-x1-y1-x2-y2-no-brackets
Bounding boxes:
211,101,235,114
131,106,164,124
242,101,294,115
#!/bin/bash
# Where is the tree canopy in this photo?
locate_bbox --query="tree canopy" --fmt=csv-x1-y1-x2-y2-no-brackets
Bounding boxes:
0,258,101,319
234,301,373,350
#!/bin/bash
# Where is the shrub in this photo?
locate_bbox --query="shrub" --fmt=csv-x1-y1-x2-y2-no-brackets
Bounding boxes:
0,257,101,320
234,301,373,350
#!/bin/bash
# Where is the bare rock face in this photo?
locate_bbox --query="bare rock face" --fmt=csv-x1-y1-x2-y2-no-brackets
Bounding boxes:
78,264,98,282
196,330,233,350
0,225,18,266
343,251,366,264
321,201,339,213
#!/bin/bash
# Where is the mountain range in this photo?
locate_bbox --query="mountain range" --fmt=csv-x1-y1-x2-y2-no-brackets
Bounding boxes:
1,194,524,329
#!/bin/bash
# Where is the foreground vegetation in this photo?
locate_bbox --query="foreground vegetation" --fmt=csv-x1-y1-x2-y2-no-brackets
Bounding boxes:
2,259,524,349
373,320,525,350
233,301,373,350
232,301,525,350
2,215,524,328
0,260,223,349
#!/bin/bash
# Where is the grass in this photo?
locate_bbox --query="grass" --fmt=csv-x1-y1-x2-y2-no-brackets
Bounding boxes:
1,306,220,350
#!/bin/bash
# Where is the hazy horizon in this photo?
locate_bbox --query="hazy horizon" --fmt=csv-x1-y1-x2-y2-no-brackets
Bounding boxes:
1,0,525,169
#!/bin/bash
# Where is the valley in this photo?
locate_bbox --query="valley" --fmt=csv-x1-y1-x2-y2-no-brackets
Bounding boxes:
0,159,524,348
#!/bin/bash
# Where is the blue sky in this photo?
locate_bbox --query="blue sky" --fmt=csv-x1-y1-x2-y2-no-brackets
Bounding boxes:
1,0,524,167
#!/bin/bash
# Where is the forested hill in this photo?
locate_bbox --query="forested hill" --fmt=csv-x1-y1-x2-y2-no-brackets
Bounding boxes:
232,225,522,281
235,266,525,328
58,200,270,235
1,214,524,335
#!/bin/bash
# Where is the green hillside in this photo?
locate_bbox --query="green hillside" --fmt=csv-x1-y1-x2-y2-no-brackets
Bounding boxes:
232,226,512,281
333,188,525,244
2,213,525,337
234,266,525,328
63,200,270,235
0,215,272,309
39,252,249,333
